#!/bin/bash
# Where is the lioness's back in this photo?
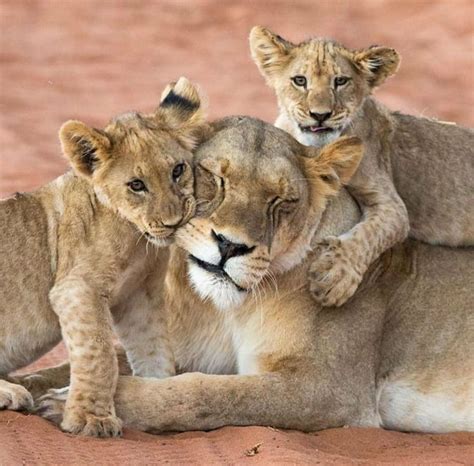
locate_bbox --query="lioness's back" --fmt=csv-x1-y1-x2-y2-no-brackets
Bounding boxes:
0,193,59,373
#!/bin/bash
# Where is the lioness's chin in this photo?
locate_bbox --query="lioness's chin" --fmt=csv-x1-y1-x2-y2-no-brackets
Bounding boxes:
188,262,247,311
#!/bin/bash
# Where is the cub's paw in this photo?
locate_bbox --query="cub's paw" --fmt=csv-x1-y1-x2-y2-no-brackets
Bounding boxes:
62,411,123,438
37,387,123,437
0,381,34,411
309,236,363,307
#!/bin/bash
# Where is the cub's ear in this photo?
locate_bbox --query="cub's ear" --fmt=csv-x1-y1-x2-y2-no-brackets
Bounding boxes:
156,77,208,150
249,26,294,84
59,120,111,178
303,136,364,195
353,46,400,88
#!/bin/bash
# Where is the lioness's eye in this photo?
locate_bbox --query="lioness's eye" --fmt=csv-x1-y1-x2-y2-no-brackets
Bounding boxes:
334,76,350,88
291,75,307,88
127,179,147,193
172,162,186,181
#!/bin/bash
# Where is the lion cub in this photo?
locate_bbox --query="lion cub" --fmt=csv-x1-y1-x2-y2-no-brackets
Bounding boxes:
0,78,206,437
250,27,474,307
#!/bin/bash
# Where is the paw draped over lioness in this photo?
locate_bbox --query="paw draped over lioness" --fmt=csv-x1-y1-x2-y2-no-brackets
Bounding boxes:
309,236,364,307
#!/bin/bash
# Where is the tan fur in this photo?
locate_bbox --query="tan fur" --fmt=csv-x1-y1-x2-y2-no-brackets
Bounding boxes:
0,78,207,437
27,118,473,435
249,26,474,307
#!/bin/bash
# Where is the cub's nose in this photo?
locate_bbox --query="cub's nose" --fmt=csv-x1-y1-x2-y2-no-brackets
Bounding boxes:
212,230,255,263
309,111,332,124
161,214,183,228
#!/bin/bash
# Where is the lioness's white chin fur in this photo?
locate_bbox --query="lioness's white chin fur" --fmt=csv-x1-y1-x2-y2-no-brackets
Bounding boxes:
187,262,247,311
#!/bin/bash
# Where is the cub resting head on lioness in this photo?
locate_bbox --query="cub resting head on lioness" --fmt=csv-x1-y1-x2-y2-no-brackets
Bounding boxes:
22,117,473,435
250,26,474,307
0,78,208,437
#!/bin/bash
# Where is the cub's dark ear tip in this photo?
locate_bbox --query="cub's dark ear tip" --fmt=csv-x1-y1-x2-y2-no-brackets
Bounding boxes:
160,89,200,113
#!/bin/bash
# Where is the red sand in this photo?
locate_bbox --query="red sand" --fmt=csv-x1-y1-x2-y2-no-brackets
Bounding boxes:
1,0,473,464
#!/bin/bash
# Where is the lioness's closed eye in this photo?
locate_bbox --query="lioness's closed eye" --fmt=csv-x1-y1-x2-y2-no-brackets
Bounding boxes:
177,116,363,311
0,77,208,437
250,26,474,307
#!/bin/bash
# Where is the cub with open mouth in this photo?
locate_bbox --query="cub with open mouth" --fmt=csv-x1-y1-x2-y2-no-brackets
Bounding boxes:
250,26,474,308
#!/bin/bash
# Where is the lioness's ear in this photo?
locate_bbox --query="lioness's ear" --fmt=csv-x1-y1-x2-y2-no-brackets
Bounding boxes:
303,136,364,194
157,76,208,150
59,120,111,178
249,26,294,84
353,46,400,88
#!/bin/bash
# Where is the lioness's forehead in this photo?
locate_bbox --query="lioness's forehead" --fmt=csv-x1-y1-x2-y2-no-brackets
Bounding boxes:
196,117,303,184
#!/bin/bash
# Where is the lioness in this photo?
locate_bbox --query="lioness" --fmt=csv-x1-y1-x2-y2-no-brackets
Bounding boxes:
250,26,474,307
0,78,207,437
29,118,473,434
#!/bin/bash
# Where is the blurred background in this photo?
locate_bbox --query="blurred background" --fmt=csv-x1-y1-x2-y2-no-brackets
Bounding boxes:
1,0,473,197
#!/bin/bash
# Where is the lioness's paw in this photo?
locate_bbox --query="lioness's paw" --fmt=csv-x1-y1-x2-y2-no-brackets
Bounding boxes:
37,387,123,437
0,381,34,411
13,373,58,400
36,386,68,426
309,236,363,307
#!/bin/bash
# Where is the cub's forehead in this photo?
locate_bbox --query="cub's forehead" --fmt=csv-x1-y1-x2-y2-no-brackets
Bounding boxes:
293,39,354,74
111,126,189,163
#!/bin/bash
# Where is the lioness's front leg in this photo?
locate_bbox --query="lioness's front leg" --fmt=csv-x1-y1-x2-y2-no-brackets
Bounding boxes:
49,275,122,437
38,370,351,433
14,345,132,401
310,177,409,307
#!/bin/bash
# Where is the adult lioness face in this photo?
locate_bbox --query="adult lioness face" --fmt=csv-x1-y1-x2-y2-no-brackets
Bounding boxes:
177,117,363,310
249,27,400,147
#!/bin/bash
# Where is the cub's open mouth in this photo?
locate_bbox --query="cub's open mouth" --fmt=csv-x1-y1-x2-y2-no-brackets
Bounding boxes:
299,125,334,134
189,255,247,292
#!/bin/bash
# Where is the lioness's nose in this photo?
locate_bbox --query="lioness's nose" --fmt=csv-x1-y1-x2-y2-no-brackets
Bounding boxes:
309,111,332,123
212,230,255,263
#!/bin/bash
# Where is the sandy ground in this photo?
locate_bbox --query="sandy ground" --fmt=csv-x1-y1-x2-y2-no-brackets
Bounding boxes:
0,0,473,464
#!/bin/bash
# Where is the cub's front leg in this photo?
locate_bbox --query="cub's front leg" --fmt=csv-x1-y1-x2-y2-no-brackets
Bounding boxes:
49,274,122,437
309,176,409,307
114,286,175,379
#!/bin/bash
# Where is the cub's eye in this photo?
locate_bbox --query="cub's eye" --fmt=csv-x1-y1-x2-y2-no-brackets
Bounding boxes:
127,179,147,193
291,75,307,88
172,163,186,181
334,76,350,88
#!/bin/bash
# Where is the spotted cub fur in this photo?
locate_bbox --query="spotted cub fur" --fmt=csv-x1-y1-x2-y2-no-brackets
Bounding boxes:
0,78,206,436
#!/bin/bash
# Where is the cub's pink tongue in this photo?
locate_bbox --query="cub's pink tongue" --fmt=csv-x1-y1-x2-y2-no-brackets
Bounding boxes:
310,126,323,132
